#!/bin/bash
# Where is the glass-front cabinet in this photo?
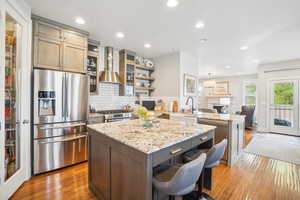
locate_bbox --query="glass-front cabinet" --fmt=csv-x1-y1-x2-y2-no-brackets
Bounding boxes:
0,1,31,199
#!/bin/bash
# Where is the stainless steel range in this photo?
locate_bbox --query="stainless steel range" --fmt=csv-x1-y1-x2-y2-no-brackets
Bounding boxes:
98,110,133,123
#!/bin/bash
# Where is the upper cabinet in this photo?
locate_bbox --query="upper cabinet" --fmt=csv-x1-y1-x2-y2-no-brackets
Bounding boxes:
32,15,88,73
33,21,63,70
63,31,87,73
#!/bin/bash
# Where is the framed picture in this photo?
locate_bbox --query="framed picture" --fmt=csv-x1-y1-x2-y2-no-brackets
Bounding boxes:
184,74,197,96
214,81,229,95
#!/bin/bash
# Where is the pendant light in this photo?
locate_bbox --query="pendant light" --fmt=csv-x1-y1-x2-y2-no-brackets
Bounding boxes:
203,73,216,88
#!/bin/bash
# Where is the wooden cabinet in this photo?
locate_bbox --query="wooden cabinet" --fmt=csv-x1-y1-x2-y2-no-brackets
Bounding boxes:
64,31,87,47
32,15,88,73
87,40,100,95
119,49,155,97
34,36,62,70
63,43,86,73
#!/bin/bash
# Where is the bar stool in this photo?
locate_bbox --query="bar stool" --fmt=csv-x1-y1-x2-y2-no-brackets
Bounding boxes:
183,139,228,200
153,153,207,200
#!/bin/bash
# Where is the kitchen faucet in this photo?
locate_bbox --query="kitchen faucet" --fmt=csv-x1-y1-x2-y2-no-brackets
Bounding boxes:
185,96,195,114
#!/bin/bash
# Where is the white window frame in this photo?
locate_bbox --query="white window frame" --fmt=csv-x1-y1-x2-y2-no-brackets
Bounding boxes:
243,80,257,105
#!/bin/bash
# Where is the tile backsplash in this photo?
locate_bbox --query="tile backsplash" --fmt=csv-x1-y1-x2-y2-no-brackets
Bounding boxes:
89,95,135,111
89,87,179,111
99,83,119,96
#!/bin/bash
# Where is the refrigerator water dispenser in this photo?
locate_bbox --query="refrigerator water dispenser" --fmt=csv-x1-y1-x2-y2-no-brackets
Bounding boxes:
38,91,55,116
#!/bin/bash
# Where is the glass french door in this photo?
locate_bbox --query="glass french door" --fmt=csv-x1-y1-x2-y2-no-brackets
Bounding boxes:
4,13,21,181
269,80,300,136
0,4,30,199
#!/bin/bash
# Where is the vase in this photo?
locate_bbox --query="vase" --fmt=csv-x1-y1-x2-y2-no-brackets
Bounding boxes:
143,120,153,128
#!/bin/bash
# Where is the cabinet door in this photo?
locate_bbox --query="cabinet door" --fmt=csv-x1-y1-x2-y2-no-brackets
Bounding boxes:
33,36,62,70
64,30,87,47
34,20,62,40
62,43,87,73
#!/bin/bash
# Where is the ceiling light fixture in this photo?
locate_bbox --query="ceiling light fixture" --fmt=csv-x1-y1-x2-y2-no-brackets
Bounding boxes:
240,46,248,50
225,65,231,69
144,43,151,48
116,32,125,38
195,21,205,29
203,73,216,88
200,38,208,43
252,59,260,63
167,0,179,8
75,17,85,25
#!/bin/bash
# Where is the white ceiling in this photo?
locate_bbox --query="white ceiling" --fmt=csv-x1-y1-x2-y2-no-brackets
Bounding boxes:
25,0,300,77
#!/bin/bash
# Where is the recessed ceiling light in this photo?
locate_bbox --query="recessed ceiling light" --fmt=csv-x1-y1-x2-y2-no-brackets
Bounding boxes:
195,21,205,29
167,0,179,8
225,65,231,69
116,32,125,38
252,59,260,63
144,43,151,48
240,46,248,50
200,38,208,43
75,17,85,25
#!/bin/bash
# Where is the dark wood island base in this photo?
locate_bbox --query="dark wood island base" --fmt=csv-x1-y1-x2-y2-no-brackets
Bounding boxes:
87,119,216,200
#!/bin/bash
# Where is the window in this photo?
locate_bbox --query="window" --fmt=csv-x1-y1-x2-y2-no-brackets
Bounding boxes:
243,80,257,105
273,82,294,105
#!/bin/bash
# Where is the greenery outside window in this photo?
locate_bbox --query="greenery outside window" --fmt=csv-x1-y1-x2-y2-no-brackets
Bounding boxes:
273,82,294,105
243,80,257,105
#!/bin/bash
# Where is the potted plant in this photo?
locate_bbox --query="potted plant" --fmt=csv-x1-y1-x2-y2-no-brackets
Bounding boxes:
135,106,155,128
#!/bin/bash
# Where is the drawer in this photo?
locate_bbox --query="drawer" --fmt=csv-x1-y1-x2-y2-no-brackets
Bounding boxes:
152,139,193,167
191,131,213,147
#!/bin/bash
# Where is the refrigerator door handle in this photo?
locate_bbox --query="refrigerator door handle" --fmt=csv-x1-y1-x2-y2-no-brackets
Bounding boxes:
38,123,86,130
65,74,70,119
62,74,66,119
37,135,87,144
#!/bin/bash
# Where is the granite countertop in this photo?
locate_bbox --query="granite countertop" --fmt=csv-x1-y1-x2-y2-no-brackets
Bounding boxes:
197,113,245,121
156,111,245,122
87,119,216,154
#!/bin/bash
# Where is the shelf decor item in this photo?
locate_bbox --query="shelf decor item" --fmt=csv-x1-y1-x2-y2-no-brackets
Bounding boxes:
135,106,155,128
119,49,155,97
184,74,197,96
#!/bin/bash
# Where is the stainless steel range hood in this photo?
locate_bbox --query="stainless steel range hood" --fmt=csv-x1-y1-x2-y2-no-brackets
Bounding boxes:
99,46,120,84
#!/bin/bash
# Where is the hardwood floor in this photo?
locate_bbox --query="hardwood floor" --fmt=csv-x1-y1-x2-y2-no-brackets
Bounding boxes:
244,129,254,146
11,151,300,200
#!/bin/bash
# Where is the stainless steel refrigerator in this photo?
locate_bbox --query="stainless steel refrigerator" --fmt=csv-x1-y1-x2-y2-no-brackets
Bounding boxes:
32,69,88,175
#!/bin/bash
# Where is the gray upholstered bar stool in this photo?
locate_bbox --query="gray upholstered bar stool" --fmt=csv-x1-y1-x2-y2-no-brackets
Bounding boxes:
183,139,228,200
153,153,207,200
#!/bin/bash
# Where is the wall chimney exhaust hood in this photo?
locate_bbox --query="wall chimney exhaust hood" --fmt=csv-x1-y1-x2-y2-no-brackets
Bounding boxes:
99,46,120,84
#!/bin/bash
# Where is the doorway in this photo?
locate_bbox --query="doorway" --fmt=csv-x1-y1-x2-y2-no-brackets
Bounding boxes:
269,79,300,136
0,2,31,199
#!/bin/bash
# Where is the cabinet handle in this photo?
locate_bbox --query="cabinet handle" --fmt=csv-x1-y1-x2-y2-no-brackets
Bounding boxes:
170,148,183,155
200,136,208,141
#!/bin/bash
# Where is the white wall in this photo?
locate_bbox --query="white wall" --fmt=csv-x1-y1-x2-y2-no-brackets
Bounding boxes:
179,52,200,109
152,52,180,97
152,51,200,110
199,74,258,113
258,58,300,132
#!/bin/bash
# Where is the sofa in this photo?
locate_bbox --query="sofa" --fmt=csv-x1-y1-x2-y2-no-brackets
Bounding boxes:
236,105,255,129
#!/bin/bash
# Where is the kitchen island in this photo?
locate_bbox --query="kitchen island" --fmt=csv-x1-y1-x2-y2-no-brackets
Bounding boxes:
197,113,245,166
157,112,245,166
87,119,216,200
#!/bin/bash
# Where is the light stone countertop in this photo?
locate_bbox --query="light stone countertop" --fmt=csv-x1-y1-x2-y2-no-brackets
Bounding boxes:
156,111,245,122
197,113,245,122
87,119,216,154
